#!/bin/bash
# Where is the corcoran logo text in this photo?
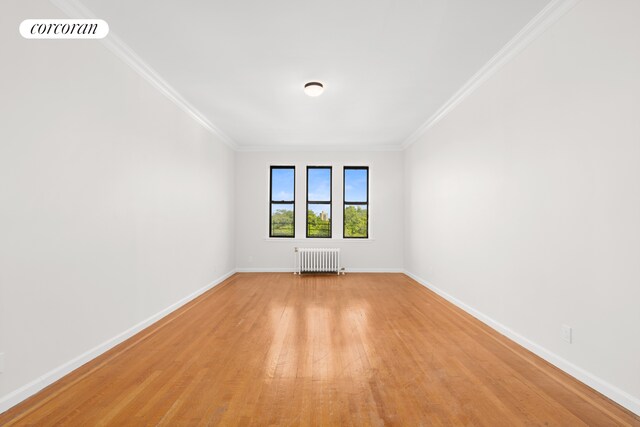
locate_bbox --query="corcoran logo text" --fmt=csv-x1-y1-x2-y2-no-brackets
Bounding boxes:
20,19,109,39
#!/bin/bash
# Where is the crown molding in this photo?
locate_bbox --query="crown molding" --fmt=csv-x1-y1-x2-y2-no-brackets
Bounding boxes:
235,144,404,153
50,0,238,150
401,0,582,150
51,0,581,154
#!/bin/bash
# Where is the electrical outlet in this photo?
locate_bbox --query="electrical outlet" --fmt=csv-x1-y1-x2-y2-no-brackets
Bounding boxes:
562,325,572,343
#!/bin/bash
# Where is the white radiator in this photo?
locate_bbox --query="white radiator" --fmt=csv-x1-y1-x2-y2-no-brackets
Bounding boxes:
294,248,342,275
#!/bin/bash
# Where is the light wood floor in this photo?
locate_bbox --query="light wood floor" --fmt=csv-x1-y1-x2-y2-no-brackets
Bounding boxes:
1,273,638,426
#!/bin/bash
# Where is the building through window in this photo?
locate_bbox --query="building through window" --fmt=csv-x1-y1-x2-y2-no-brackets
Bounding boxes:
306,166,332,238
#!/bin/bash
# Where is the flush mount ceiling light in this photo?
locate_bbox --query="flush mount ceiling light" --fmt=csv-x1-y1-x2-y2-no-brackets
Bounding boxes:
304,81,324,97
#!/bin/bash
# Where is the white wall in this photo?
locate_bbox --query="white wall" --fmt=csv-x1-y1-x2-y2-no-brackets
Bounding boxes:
3,0,639,417
235,151,404,271
404,0,640,411
0,0,235,410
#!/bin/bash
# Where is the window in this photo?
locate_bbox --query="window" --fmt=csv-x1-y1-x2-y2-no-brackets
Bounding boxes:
343,166,368,238
269,166,295,238
306,166,332,238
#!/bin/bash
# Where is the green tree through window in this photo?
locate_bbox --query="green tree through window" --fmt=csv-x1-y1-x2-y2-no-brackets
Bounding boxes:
270,166,295,237
344,205,368,237
307,167,331,238
271,207,294,237
344,167,368,238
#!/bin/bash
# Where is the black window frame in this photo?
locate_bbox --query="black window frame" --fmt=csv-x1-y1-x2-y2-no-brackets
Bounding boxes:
306,166,332,239
269,165,295,238
343,166,369,239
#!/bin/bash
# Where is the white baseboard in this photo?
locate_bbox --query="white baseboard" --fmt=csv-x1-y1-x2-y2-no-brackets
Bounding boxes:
0,269,236,415
235,267,403,273
403,270,640,416
6,269,636,416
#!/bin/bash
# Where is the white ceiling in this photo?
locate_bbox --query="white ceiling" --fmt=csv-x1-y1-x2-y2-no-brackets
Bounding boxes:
80,0,550,150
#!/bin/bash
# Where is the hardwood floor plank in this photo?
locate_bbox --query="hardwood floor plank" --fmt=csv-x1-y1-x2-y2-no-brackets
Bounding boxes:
0,273,638,426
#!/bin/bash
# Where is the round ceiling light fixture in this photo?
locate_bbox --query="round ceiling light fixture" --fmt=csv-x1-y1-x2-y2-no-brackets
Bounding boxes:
304,81,324,97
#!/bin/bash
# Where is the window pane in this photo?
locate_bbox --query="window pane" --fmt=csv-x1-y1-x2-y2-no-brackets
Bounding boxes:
307,203,331,238
344,204,367,238
307,168,331,201
344,168,367,202
271,204,294,237
271,168,294,201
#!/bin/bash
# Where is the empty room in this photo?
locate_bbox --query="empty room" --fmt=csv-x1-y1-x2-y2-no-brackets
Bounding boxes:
1,0,639,425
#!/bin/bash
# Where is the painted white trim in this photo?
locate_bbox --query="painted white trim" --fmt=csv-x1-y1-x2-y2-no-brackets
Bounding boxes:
5,267,635,414
237,144,403,153
263,238,376,242
403,270,640,416
0,269,236,415
345,268,403,273
49,0,238,150
235,268,401,273
50,0,582,154
401,0,582,149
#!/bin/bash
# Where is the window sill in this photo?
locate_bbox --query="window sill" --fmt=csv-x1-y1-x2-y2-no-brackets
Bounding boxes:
264,238,374,242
